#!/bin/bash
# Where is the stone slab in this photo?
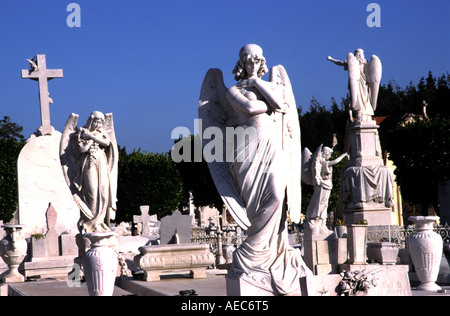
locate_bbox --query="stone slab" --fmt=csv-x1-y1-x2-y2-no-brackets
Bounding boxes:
119,274,227,296
17,133,79,237
23,256,76,281
7,280,132,296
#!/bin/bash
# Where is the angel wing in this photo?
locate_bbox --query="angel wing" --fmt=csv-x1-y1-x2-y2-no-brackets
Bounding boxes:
60,113,81,191
312,144,324,186
269,65,302,224
364,55,382,111
103,113,119,219
301,147,315,186
60,113,94,222
347,53,360,111
198,68,251,230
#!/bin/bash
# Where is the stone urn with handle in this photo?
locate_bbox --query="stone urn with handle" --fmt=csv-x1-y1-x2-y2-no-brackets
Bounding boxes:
0,225,27,283
408,216,443,292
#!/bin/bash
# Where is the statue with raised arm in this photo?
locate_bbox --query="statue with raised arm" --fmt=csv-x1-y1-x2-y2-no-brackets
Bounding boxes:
199,44,310,296
302,145,348,240
328,49,382,122
60,111,119,234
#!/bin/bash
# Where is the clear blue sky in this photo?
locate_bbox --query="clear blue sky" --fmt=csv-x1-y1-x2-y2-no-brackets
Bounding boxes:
1,0,449,153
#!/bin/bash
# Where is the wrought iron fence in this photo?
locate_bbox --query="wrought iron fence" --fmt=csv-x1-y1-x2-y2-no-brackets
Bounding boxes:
191,225,246,257
367,223,450,248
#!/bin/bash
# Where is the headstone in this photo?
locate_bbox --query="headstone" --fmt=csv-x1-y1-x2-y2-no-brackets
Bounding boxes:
18,55,79,237
31,203,60,257
199,206,220,228
17,131,79,237
160,210,193,245
23,204,77,280
133,206,158,236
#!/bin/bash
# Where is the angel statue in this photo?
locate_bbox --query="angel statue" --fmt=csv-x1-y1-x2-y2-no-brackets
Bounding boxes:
328,49,382,122
199,44,311,296
302,145,349,241
60,111,119,234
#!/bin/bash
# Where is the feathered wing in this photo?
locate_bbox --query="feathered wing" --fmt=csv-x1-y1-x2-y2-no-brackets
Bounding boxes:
60,113,94,222
198,68,251,230
312,144,323,187
347,53,360,111
365,55,382,111
301,147,315,186
103,113,119,220
60,113,81,192
270,65,302,224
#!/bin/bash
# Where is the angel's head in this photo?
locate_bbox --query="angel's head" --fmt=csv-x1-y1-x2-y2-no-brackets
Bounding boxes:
322,146,333,160
354,49,366,62
232,44,268,81
85,111,105,131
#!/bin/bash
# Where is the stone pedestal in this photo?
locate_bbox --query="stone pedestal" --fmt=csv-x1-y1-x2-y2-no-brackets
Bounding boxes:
341,120,395,226
344,204,394,226
347,225,368,265
303,238,348,275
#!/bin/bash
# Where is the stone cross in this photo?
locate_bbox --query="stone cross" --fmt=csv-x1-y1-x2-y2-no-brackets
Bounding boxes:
21,55,63,136
133,205,154,236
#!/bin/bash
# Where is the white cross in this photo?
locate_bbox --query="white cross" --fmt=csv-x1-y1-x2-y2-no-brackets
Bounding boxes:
21,55,63,135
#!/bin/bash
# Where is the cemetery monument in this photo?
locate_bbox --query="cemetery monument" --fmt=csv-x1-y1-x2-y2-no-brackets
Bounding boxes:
302,144,349,240
18,55,79,237
199,44,311,296
60,111,119,234
134,210,215,281
328,49,395,225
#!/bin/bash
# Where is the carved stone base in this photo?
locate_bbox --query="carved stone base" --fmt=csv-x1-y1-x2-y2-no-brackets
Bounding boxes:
226,274,276,296
303,239,348,275
134,244,215,282
345,206,394,226
300,264,411,296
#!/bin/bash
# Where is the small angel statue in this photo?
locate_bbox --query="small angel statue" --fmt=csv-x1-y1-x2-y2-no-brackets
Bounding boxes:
60,111,118,234
199,44,311,295
328,49,382,122
302,144,349,240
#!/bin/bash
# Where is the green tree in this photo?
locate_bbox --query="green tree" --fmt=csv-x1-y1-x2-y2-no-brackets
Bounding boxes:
385,116,450,216
0,116,25,222
116,148,183,222
172,135,223,209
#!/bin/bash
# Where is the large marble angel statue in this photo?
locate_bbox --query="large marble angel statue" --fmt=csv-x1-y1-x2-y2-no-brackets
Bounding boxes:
60,111,119,234
328,49,382,122
302,145,348,240
199,44,310,296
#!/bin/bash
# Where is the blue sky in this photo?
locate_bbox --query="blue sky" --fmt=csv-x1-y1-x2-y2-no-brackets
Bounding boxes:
1,0,449,153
